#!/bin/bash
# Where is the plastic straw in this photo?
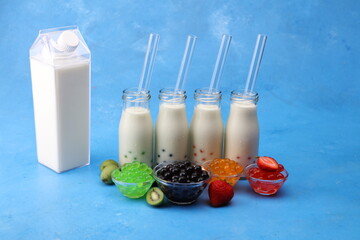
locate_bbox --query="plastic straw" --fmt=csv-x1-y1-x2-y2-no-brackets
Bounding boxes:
209,34,232,93
174,35,197,92
138,33,160,92
244,34,267,93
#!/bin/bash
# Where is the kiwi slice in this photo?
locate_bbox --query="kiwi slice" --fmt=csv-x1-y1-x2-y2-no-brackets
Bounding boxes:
146,187,164,206
100,159,119,171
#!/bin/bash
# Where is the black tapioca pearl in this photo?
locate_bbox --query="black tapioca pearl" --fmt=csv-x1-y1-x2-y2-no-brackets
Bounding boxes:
163,172,172,180
141,151,146,155
157,168,165,176
157,154,160,158
201,171,209,179
133,157,137,160
178,163,186,169
190,173,198,181
194,165,202,173
169,153,173,157
186,166,194,174
162,149,165,152
124,155,128,158
171,167,180,175
178,176,187,183
172,175,179,182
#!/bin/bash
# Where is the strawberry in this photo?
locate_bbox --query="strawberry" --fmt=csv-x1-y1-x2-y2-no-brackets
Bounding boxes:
277,164,285,172
257,156,279,171
208,180,234,207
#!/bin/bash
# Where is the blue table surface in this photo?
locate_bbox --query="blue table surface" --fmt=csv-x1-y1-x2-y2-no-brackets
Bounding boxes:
1,1,359,239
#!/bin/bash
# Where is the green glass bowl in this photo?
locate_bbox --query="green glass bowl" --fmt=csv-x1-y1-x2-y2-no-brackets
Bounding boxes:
111,169,154,198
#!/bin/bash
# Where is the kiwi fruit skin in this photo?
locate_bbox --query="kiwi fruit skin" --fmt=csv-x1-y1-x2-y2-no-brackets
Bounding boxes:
100,159,119,171
100,165,118,185
146,187,164,206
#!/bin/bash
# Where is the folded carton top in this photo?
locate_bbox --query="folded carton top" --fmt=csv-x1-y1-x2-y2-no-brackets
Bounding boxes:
30,26,90,66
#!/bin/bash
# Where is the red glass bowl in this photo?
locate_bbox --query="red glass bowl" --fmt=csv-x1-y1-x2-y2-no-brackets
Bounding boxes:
245,163,289,195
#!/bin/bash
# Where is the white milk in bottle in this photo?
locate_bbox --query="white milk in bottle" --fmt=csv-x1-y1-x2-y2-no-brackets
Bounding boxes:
119,89,153,167
225,90,259,171
30,26,91,173
156,88,188,163
189,88,223,164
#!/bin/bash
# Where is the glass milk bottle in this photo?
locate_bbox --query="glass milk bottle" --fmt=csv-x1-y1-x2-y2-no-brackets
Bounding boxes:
225,90,259,170
119,88,153,167
29,26,91,173
156,88,188,164
189,88,223,164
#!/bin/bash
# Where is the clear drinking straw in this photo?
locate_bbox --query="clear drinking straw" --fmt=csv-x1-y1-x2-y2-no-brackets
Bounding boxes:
244,34,267,93
209,34,232,93
138,33,160,92
174,35,197,92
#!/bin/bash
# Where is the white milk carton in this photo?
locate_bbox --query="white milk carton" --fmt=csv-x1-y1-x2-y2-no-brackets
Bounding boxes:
30,26,91,173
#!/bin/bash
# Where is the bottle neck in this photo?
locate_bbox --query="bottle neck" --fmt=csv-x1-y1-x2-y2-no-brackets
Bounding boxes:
230,90,258,105
194,88,222,107
122,88,151,110
158,88,186,104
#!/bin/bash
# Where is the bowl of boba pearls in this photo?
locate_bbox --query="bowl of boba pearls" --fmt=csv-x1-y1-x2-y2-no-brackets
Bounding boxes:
245,156,289,195
204,158,244,186
152,160,211,205
111,161,154,199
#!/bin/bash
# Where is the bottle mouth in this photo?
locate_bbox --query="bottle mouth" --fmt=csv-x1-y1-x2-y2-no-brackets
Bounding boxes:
230,89,258,103
195,87,221,95
159,88,186,103
159,88,186,95
122,88,151,101
194,87,222,103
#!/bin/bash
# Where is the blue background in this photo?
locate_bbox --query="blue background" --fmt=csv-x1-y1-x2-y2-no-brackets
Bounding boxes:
1,0,359,239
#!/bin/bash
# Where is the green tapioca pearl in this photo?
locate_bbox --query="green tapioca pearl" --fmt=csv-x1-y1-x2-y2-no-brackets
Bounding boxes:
132,161,141,168
135,179,144,185
111,168,122,180
124,162,135,171
136,175,146,182
122,162,132,168
139,163,149,171
118,161,153,183
129,166,139,172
